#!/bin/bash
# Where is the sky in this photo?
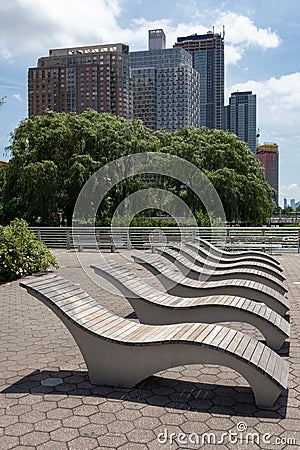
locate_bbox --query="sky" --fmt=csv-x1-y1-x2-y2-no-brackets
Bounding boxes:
0,0,299,206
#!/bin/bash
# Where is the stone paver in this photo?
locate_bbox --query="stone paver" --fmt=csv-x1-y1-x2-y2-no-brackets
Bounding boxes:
0,249,299,449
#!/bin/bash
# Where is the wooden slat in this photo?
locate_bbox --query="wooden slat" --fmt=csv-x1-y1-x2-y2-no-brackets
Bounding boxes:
218,329,238,351
242,339,259,361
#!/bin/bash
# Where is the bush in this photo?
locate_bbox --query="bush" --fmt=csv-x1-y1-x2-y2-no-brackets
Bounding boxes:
0,219,58,282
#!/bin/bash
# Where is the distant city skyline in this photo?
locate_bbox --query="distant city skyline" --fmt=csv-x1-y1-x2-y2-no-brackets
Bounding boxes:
0,0,299,206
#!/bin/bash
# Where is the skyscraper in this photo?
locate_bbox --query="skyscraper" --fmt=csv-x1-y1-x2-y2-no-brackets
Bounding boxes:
149,29,166,50
28,43,132,119
256,143,279,204
174,30,225,130
130,46,201,132
227,91,257,154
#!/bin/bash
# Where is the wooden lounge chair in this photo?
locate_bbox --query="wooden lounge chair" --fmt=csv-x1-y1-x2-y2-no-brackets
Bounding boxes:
91,262,290,350
156,247,287,295
194,236,280,263
191,237,281,269
170,243,285,282
20,274,289,407
132,254,289,317
184,240,282,273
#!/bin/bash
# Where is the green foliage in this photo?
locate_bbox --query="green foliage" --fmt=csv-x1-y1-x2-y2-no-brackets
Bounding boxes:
3,111,159,226
284,222,300,227
282,206,294,214
155,127,274,225
0,219,58,282
2,112,274,226
0,96,6,108
0,165,5,222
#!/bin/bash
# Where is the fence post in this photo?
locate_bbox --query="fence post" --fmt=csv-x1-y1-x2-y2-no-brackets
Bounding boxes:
298,229,300,254
37,228,41,242
66,229,70,250
262,228,265,253
127,228,131,250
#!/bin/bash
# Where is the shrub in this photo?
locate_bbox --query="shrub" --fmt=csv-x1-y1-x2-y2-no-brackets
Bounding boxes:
0,219,58,282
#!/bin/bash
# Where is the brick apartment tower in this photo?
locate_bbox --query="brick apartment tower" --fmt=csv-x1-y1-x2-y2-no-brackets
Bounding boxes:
28,43,132,119
256,143,279,204
174,30,225,130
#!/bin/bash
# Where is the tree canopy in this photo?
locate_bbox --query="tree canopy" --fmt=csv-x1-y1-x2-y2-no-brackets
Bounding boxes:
1,110,274,226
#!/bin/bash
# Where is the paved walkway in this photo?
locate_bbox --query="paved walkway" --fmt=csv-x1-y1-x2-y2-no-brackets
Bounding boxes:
0,250,300,449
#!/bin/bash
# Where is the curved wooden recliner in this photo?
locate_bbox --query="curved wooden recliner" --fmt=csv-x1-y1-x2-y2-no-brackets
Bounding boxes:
193,236,281,265
170,243,285,282
156,247,287,295
91,262,290,350
20,274,288,408
132,254,289,317
185,240,283,273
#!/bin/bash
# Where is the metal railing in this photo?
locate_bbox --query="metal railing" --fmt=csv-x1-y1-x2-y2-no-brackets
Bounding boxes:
30,226,300,253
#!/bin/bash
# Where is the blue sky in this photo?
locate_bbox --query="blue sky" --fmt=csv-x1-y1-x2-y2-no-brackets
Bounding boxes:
0,0,299,205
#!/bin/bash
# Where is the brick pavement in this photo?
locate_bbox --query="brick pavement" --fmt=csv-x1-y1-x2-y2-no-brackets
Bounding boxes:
0,249,300,449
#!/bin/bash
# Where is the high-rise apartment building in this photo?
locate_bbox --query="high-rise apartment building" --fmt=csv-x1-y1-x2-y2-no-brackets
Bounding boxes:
149,29,166,50
28,43,132,119
256,143,279,204
227,91,257,154
174,31,225,130
130,45,201,132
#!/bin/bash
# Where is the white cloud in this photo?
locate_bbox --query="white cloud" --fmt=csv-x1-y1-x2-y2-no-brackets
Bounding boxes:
228,73,300,136
12,93,22,102
0,1,280,66
280,184,300,204
228,73,300,205
216,12,280,48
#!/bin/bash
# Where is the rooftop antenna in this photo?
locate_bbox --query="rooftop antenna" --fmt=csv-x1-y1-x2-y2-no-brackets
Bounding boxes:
223,25,225,39
212,26,215,34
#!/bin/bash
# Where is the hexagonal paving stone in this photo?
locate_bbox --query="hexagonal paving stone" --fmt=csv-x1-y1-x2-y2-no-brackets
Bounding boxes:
73,404,100,416
205,417,235,431
68,436,99,450
0,435,19,450
35,402,57,413
119,443,148,450
79,423,108,438
62,415,90,428
34,418,61,432
37,441,68,450
107,420,135,434
5,422,34,437
19,410,47,424
5,404,32,416
20,431,50,446
90,412,116,425
46,407,72,420
50,427,79,442
97,434,127,448
0,415,18,427
115,408,142,421
140,405,165,418
57,397,83,409
134,416,161,430
127,428,156,444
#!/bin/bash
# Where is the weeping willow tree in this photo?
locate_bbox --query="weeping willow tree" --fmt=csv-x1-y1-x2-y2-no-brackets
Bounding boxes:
2,110,273,226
